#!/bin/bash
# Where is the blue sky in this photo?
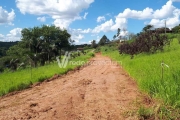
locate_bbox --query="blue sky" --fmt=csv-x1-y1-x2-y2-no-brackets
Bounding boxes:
0,0,180,44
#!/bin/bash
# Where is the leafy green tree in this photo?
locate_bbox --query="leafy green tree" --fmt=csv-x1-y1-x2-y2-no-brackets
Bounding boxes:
98,35,109,46
91,40,97,48
6,42,29,58
21,25,71,65
143,25,153,32
0,25,71,71
113,35,116,40
172,24,180,33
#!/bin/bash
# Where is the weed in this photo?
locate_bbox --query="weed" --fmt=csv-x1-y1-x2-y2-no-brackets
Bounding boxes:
138,106,154,120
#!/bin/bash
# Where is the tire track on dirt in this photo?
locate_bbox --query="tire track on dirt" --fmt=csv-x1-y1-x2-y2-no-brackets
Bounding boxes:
0,54,144,120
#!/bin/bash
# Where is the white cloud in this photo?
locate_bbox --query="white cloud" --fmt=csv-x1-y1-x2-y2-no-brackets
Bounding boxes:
37,16,46,22
66,0,180,44
83,12,88,19
96,36,100,42
81,28,92,33
16,0,94,28
69,28,92,35
0,34,4,39
111,18,127,31
92,17,127,34
149,15,180,29
117,8,153,20
90,0,179,36
68,28,93,44
88,40,92,44
117,1,176,20
112,0,180,30
153,1,175,19
118,2,175,20
97,16,106,22
0,28,22,42
148,0,180,28
92,19,114,33
53,19,73,29
171,0,180,2
71,34,84,43
120,29,129,37
0,6,15,25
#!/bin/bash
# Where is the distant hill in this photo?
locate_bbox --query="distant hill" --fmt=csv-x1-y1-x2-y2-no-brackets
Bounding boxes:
0,41,19,57
0,41,19,49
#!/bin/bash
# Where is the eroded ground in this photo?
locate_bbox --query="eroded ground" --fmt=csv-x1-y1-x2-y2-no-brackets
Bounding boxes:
0,54,145,120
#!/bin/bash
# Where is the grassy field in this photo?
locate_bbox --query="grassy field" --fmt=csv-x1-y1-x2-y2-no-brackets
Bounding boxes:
0,51,94,96
101,38,180,108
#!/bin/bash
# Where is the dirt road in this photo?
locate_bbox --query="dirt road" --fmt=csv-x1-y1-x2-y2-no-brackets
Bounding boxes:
0,54,144,120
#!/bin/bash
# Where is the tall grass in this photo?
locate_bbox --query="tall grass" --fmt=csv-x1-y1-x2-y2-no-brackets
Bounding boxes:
0,52,94,96
101,39,180,107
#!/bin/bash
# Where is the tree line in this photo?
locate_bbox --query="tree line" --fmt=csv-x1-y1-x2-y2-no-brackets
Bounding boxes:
0,25,72,72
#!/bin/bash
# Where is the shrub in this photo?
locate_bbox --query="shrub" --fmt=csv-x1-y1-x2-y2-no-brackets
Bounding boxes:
119,31,169,58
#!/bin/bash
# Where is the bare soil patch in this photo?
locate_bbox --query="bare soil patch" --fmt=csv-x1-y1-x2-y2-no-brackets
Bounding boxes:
0,54,150,120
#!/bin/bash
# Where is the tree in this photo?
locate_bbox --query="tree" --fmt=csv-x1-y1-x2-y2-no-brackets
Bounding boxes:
113,35,116,40
0,47,7,58
98,35,109,46
0,41,18,58
113,28,121,40
91,40,97,48
21,25,71,65
143,24,153,32
172,25,180,33
117,28,121,37
5,25,71,68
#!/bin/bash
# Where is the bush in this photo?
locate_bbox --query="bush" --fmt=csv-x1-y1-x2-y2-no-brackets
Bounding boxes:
90,53,95,57
119,31,169,58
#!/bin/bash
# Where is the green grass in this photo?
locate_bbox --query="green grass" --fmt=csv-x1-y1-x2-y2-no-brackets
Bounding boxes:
101,38,180,108
138,106,154,119
0,52,93,96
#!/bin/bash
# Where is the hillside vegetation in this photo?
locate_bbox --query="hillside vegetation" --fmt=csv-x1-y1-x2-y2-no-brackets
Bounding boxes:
101,37,180,107
0,41,18,58
0,51,94,96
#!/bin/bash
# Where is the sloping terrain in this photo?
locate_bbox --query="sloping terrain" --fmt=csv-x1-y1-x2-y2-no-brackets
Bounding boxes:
0,54,146,120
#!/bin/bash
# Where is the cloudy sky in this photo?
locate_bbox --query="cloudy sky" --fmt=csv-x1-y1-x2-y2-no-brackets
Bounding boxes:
0,0,180,44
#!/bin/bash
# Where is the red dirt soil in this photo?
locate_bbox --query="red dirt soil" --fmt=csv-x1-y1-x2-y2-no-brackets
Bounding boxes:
0,54,146,120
